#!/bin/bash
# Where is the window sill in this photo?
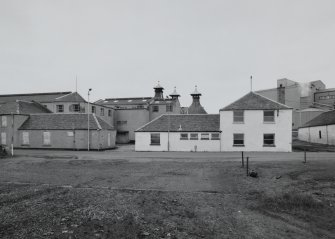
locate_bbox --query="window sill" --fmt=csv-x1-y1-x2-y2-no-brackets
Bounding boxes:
263,122,275,124
201,139,210,140
263,144,276,147
233,122,244,124
150,144,161,146
233,144,245,147
180,139,189,140
190,139,198,140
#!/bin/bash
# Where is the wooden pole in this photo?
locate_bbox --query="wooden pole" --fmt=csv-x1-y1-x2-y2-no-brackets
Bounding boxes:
246,157,249,176
304,150,307,163
241,151,244,167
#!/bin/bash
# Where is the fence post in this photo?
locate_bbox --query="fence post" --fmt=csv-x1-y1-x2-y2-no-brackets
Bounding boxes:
304,150,307,163
246,157,249,176
241,151,244,167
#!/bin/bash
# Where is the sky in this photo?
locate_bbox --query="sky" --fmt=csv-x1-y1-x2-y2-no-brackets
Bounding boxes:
1,0,335,113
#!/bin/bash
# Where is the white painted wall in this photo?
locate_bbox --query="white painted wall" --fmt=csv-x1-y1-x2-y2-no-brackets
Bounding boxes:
135,132,221,152
220,110,292,152
298,125,335,145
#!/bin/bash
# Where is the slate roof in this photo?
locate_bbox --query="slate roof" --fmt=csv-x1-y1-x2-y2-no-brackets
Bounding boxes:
19,114,114,130
188,102,207,114
220,92,291,111
97,97,152,105
301,110,335,128
0,92,71,104
136,114,220,132
0,101,52,115
55,92,86,102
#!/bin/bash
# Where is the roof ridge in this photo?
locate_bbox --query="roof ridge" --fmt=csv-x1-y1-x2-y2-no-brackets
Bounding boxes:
0,92,72,97
55,92,75,100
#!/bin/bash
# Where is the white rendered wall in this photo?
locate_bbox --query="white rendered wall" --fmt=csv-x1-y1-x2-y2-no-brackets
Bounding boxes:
220,110,292,152
298,125,335,145
135,132,221,152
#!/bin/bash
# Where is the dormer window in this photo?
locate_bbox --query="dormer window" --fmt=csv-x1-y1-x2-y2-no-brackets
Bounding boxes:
233,111,244,123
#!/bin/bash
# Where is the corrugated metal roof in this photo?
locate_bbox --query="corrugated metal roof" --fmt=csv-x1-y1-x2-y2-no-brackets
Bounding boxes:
136,114,220,132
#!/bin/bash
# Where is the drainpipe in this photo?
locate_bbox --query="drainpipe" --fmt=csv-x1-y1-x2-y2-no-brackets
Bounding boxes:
11,113,14,156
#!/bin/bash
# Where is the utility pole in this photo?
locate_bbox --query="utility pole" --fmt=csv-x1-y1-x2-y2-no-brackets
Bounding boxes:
11,113,14,156
87,88,92,151
250,75,253,92
168,114,170,151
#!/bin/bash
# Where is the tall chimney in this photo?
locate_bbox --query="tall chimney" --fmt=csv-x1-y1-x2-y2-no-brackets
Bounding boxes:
277,85,285,104
153,81,164,99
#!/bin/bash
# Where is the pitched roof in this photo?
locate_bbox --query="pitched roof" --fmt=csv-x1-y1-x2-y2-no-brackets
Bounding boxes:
188,102,207,114
301,110,335,128
55,92,86,102
220,92,291,111
136,114,220,132
97,97,152,105
0,92,71,104
0,101,52,115
19,114,114,130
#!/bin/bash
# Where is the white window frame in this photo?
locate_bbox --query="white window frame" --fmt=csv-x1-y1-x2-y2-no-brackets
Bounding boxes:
201,133,210,140
233,111,244,123
211,133,220,140
190,133,198,140
263,110,275,123
263,134,275,146
180,133,188,140
1,132,6,145
43,131,51,145
22,132,30,145
233,133,244,146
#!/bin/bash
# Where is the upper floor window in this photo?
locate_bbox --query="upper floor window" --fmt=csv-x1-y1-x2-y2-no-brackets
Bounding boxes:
1,116,7,127
153,106,159,112
100,108,104,116
233,111,244,123
166,104,173,112
201,133,210,140
180,133,188,140
150,133,160,145
211,133,220,140
263,110,275,122
91,106,96,113
108,109,112,116
56,104,64,113
263,134,275,146
233,133,244,146
73,104,81,112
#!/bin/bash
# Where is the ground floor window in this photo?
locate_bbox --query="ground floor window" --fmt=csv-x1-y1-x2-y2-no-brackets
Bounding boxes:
263,134,275,146
190,133,198,140
180,133,188,140
43,132,51,145
1,132,6,145
201,133,210,140
233,134,244,146
211,133,220,140
150,133,160,145
1,116,7,127
22,132,29,145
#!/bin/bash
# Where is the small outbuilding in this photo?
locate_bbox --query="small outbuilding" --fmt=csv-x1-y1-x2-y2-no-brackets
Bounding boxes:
135,114,221,152
298,110,335,145
18,113,116,150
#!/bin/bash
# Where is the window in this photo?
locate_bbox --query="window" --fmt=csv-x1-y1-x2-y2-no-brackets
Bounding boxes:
22,132,29,145
73,104,80,112
43,132,51,145
150,133,160,145
263,134,275,146
319,130,322,139
211,133,220,140
233,134,244,146
1,116,7,127
233,111,244,123
201,133,210,140
91,106,96,113
153,106,159,112
1,132,6,145
166,104,173,112
180,133,188,140
100,108,104,116
264,110,275,122
108,109,112,116
67,132,74,137
190,133,198,140
56,105,64,113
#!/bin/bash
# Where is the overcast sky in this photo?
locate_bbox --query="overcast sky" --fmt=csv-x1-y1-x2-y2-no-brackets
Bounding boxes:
1,0,335,113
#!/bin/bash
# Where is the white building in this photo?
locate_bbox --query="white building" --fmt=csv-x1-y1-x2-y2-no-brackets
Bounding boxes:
298,110,335,145
220,92,293,152
135,114,221,152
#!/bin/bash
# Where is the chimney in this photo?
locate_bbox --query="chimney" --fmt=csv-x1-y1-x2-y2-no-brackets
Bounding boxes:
277,85,285,104
169,86,180,100
153,81,164,99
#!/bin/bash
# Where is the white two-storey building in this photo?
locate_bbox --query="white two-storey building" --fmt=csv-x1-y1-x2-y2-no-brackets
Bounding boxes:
220,92,293,152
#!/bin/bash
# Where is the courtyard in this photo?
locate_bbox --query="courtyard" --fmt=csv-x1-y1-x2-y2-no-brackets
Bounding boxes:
0,149,334,238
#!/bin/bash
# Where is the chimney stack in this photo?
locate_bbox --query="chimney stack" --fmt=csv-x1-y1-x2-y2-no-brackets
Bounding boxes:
153,81,164,99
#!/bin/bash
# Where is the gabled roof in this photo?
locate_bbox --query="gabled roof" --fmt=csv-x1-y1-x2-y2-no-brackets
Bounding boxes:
19,114,114,130
220,92,291,111
136,114,220,132
0,101,52,115
301,110,335,128
0,92,71,103
55,92,86,102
